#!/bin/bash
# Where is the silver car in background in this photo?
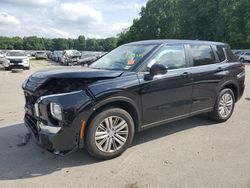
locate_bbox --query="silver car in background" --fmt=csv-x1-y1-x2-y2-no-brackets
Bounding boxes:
2,50,30,70
61,50,81,66
35,51,47,59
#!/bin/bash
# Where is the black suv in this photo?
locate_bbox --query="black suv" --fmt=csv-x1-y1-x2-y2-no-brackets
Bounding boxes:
23,40,245,159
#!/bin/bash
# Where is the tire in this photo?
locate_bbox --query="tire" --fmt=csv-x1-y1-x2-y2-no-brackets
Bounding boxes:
209,88,235,122
11,69,23,73
24,66,30,70
4,67,10,71
86,108,135,159
240,58,245,62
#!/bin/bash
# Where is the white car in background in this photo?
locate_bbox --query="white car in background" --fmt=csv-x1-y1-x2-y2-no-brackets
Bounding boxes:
239,52,250,62
3,50,30,70
0,51,6,65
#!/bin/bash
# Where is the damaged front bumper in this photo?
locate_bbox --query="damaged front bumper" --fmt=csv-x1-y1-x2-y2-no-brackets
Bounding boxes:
24,90,92,155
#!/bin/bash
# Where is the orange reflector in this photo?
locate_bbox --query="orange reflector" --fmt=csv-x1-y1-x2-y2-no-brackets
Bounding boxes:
80,121,86,140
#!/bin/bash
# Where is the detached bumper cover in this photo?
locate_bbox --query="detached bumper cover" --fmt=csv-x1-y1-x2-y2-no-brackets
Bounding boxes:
24,90,92,154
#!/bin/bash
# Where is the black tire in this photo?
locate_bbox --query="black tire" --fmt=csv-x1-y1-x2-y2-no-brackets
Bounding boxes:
24,66,30,70
240,58,245,62
4,67,10,71
86,108,135,159
209,88,235,122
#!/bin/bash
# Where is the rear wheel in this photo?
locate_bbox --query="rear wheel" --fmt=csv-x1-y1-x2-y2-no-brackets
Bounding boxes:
86,108,134,159
4,67,10,71
209,88,235,122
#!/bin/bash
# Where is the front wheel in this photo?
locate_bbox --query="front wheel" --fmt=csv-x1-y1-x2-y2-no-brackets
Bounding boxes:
86,108,135,159
209,88,235,122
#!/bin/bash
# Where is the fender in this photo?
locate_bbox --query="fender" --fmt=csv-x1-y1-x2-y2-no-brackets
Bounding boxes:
76,91,142,148
92,94,142,130
216,79,239,100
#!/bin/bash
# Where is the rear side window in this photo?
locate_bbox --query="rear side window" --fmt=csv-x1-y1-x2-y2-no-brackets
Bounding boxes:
224,48,238,62
215,45,226,62
190,45,216,66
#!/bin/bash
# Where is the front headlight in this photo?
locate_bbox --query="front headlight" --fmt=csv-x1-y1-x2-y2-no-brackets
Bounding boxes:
4,59,9,63
50,102,62,120
22,58,29,64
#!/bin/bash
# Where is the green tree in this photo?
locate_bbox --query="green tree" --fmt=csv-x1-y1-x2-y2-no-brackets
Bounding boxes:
118,0,250,49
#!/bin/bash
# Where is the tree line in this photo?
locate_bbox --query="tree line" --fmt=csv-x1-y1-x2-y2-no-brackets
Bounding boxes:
0,0,249,51
117,0,250,49
0,36,118,52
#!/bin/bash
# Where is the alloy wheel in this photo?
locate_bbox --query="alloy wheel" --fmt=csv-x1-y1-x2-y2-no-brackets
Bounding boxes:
218,93,233,118
95,116,129,153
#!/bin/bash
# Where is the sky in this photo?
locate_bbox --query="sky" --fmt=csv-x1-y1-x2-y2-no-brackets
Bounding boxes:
0,0,147,39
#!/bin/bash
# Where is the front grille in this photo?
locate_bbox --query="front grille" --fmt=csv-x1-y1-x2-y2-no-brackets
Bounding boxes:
10,60,22,64
24,92,39,105
25,114,39,139
24,91,40,117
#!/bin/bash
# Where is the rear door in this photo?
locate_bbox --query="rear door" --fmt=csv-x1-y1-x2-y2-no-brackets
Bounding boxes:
187,44,227,113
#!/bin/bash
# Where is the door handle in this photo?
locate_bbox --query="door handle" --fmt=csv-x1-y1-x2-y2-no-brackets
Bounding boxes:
217,67,224,72
182,72,192,78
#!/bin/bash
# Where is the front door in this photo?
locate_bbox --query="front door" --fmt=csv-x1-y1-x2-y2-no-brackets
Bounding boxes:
138,44,193,127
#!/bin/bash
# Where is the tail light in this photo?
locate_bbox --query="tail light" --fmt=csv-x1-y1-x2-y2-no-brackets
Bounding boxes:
240,63,245,69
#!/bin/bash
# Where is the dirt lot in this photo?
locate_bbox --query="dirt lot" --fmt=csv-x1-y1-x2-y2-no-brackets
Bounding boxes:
0,60,250,188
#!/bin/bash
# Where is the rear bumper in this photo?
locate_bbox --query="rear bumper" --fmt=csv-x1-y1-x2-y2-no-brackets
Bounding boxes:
237,71,245,101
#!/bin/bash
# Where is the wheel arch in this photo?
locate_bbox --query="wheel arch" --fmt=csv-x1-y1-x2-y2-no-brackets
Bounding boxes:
86,97,141,134
219,81,239,101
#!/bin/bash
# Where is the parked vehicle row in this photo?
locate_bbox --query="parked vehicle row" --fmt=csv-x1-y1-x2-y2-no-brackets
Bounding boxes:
50,50,107,66
78,51,107,66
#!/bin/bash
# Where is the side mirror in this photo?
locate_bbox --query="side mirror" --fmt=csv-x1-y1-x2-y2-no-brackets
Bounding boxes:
150,64,168,76
144,64,168,81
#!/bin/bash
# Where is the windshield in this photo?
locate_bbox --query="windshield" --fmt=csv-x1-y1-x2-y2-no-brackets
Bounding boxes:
64,50,81,56
7,51,26,56
89,44,156,70
37,52,46,55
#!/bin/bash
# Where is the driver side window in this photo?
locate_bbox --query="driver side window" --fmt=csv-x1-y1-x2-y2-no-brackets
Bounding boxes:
142,45,186,72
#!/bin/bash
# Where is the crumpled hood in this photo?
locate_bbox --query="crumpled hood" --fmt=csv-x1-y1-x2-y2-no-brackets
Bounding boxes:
23,67,124,93
31,67,123,79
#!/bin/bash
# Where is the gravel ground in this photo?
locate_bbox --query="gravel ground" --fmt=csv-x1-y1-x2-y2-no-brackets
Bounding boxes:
0,61,250,188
